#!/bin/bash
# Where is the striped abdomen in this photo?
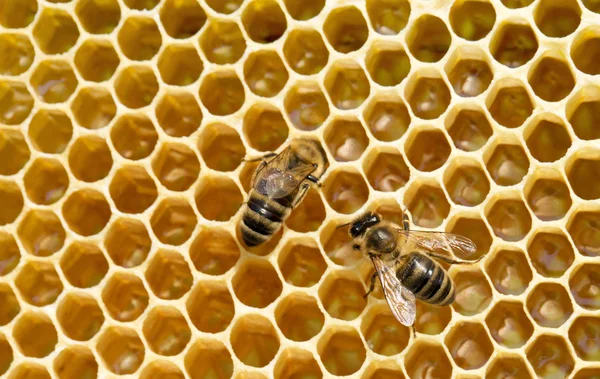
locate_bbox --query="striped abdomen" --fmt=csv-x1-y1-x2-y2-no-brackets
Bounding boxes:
240,190,291,247
396,252,455,306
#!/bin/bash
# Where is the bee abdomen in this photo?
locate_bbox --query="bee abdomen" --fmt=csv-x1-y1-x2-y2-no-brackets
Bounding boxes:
397,252,455,306
240,193,287,247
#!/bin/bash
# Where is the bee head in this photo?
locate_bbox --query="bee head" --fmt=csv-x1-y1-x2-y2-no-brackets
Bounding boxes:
349,211,381,238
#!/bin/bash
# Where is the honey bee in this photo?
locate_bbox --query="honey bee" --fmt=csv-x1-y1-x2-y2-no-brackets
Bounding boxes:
339,211,483,332
240,137,328,247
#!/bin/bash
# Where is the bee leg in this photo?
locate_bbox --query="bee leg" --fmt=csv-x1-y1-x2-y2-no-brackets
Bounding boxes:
307,174,322,188
291,183,310,208
426,252,484,265
243,152,277,162
401,209,411,231
364,272,378,299
411,325,417,339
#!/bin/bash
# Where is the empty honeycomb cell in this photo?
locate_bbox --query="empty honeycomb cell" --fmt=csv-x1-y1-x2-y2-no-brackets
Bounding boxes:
56,292,104,341
17,209,65,257
525,177,572,222
0,181,22,226
324,117,369,162
450,0,496,41
145,249,193,300
140,360,184,379
114,66,159,109
15,261,63,306
155,91,202,138
243,103,289,152
0,81,34,125
189,227,240,275
405,128,451,172
486,248,533,295
242,0,287,44
71,87,116,130
62,189,111,236
0,283,19,326
286,188,327,232
278,239,327,287
0,0,37,28
527,282,574,328
118,17,162,61
323,6,369,54
60,241,109,288
244,50,289,98
488,82,534,129
0,334,11,376
363,93,411,142
571,27,600,75
567,86,600,140
526,117,572,164
143,306,191,356
570,263,600,310
570,316,600,361
446,48,493,98
406,15,451,62
452,268,493,315
0,232,19,276
30,60,78,104
360,304,410,356
160,0,206,39
528,230,574,278
53,346,98,379
317,327,366,376
528,55,576,102
13,312,57,358
404,340,453,379
284,0,324,20
414,300,452,335
446,106,493,152
9,363,50,379
187,280,234,333
195,176,242,221
284,82,330,131
105,218,151,268
363,361,405,379
367,42,411,88
232,259,282,308
109,166,158,214
486,355,533,378
486,196,533,241
32,8,79,55
321,220,364,266
448,216,493,260
534,0,581,38
502,0,535,7
568,209,600,257
484,141,530,186
185,339,233,379
75,0,120,34
583,0,600,13
28,110,72,154
324,60,371,110
445,322,494,370
152,143,200,192
74,39,120,82
158,44,203,86
275,292,324,342
0,33,35,75
485,300,534,348
206,0,242,14
151,198,197,245
443,158,490,207
274,348,322,379
283,28,329,76
200,19,246,65
231,314,280,368
364,148,410,192
102,272,149,322
526,334,575,378
199,71,245,116
406,73,452,120
490,22,538,68
366,0,410,35
97,327,145,375
124,0,160,10
323,168,370,214
405,181,451,228
567,151,600,200
319,272,367,321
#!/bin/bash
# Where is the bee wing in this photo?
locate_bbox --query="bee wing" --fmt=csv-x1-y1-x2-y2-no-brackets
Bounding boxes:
253,147,316,199
396,229,478,260
371,257,416,327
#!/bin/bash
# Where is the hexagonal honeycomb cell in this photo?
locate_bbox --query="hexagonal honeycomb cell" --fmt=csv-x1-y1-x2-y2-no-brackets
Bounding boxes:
118,16,162,61
97,326,145,375
404,340,453,379
187,280,235,333
567,149,600,201
56,292,104,341
361,304,410,356
28,109,72,154
406,15,452,63
569,263,600,310
230,314,280,368
526,334,575,378
275,292,324,342
450,0,496,41
571,27,600,76
490,21,538,68
232,259,282,309
145,249,192,300
324,6,369,54
445,322,494,370
274,348,322,379
451,267,493,316
0,0,37,29
0,180,23,226
54,346,98,379
446,47,493,98
155,91,203,138
244,50,289,98
325,60,371,110
567,86,600,140
102,272,149,322
567,208,600,257
486,300,534,348
0,81,34,126
534,0,581,38
484,139,530,186
323,168,370,215
486,248,533,295
527,282,574,328
200,19,246,65
0,283,19,326
152,143,200,192
486,355,534,378
185,339,233,379
284,28,329,76
284,82,330,131
318,327,366,376
195,176,243,222
13,311,58,358
74,39,120,82
405,180,451,228
60,241,109,288
0,232,20,276
143,306,191,356
0,33,35,76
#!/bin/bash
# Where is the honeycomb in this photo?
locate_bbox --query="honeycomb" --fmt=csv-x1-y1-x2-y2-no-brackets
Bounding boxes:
0,0,600,377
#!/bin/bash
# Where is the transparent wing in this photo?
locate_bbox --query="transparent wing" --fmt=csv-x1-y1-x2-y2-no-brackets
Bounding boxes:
254,147,316,199
396,229,478,260
371,257,416,327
